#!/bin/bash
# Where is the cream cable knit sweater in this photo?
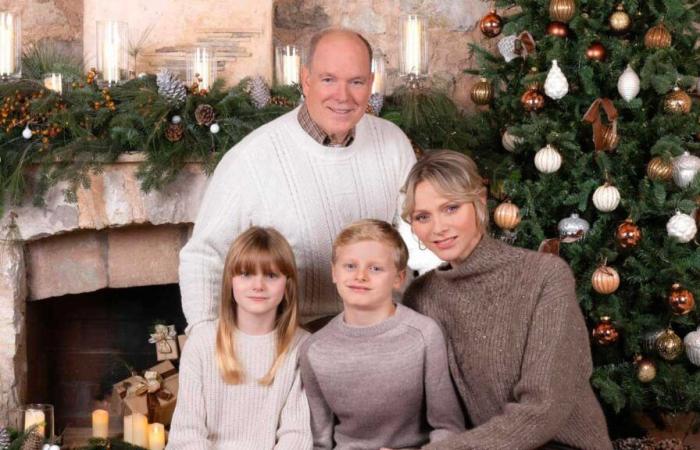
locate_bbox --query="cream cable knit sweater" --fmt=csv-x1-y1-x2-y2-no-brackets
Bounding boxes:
179,108,416,331
166,322,312,450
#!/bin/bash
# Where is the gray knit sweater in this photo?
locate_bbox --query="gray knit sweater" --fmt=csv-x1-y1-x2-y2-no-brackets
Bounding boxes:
299,303,465,449
403,235,613,450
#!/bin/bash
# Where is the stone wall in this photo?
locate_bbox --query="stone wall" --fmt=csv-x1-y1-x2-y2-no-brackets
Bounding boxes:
5,0,494,108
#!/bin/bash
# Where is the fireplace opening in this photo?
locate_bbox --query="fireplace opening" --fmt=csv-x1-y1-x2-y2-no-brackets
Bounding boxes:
26,284,186,434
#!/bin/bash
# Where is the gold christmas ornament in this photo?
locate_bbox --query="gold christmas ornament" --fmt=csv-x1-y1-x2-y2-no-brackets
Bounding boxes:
646,157,674,182
601,124,619,151
525,67,543,92
644,23,672,49
549,0,576,23
663,87,692,115
609,4,631,33
634,356,656,383
592,317,619,346
470,78,493,105
668,283,695,316
480,10,503,38
656,329,683,361
493,201,521,230
591,264,620,294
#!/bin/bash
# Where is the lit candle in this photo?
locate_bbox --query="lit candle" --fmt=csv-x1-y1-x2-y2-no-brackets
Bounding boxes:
194,48,212,90
371,53,385,95
103,21,121,84
148,423,165,450
43,73,62,94
404,15,422,75
282,46,300,85
123,414,133,444
132,413,149,447
0,12,15,76
92,409,109,438
24,408,45,437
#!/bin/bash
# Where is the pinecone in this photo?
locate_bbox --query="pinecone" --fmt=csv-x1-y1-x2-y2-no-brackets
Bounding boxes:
655,439,689,450
613,437,656,450
21,430,42,450
165,122,185,142
0,427,10,450
368,93,384,115
270,96,294,108
194,104,215,126
156,69,187,108
248,76,271,109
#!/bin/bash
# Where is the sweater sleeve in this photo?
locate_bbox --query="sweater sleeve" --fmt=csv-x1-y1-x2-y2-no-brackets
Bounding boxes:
423,321,466,442
299,342,334,450
424,258,596,450
179,148,255,333
166,334,210,450
275,360,313,449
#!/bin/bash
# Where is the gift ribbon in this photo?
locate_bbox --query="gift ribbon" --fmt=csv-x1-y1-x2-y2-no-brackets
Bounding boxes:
517,31,536,57
582,98,618,151
121,369,175,422
148,324,177,354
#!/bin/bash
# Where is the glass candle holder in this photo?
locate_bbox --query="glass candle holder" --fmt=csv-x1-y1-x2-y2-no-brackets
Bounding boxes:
399,14,429,78
371,50,386,95
18,404,54,440
187,47,216,91
0,12,21,79
275,45,301,86
43,73,63,94
96,20,128,85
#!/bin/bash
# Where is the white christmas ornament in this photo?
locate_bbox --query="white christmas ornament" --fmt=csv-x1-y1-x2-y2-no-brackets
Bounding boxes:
501,129,524,152
617,65,640,102
210,123,220,134
534,144,562,173
544,60,569,100
666,211,697,243
498,35,519,62
684,326,700,366
672,151,700,188
171,115,182,124
22,125,32,139
592,183,621,212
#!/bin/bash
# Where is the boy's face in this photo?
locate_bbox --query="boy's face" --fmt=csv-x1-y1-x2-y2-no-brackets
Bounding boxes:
331,240,405,312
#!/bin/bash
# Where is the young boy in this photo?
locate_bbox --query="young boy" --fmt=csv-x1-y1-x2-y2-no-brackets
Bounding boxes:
299,219,464,449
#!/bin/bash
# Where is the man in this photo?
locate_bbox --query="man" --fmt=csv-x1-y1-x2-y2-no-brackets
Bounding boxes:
179,28,417,332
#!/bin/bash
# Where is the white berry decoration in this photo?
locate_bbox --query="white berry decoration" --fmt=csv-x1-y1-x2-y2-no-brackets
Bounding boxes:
617,65,640,102
666,211,697,243
592,183,621,212
171,115,182,124
210,123,220,134
544,60,569,100
22,125,33,139
534,144,562,173
672,151,700,188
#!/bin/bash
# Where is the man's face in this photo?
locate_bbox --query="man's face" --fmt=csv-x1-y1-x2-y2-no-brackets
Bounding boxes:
301,32,373,143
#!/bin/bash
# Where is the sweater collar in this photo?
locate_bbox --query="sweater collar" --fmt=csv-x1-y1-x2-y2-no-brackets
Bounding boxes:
434,234,514,280
333,303,407,338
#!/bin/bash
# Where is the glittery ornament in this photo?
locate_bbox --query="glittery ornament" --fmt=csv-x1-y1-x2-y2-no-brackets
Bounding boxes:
609,4,631,33
664,87,692,115
646,156,673,182
666,211,697,243
644,23,672,49
156,69,187,108
557,213,590,239
617,65,640,102
544,60,568,100
592,317,619,346
634,356,656,383
672,152,700,188
656,329,683,361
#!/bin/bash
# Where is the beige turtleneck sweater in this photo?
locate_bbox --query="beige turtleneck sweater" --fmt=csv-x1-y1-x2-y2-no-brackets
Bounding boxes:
403,235,613,450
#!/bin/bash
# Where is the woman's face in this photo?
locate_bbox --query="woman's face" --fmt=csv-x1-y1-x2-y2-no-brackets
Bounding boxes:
410,180,484,264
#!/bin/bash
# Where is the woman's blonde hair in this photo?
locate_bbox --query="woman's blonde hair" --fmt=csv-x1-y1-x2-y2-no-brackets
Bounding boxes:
332,219,409,271
401,150,489,232
216,226,300,385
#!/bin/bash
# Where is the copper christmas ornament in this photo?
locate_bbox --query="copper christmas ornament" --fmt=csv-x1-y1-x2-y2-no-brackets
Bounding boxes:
592,317,619,346
616,219,641,248
591,265,620,294
493,201,521,230
546,21,569,38
585,42,607,61
668,283,695,316
644,23,672,49
521,88,545,112
663,87,692,115
480,10,503,38
549,0,576,22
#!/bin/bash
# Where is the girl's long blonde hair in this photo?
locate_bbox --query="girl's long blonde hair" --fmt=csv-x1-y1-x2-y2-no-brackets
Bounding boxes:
216,226,300,385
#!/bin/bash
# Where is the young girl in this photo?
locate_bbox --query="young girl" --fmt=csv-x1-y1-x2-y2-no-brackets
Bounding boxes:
167,227,312,449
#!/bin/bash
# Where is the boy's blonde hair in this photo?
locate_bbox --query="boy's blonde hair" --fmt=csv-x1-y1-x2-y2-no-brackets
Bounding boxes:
400,150,489,232
332,219,408,271
216,226,300,385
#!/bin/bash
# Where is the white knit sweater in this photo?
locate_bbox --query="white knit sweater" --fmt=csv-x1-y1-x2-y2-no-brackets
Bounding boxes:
179,107,416,330
166,323,312,450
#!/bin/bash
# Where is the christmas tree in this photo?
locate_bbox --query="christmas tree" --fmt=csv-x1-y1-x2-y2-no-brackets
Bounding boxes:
464,0,700,432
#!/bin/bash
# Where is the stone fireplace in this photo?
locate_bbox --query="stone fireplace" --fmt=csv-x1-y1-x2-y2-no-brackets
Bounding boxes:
0,154,208,426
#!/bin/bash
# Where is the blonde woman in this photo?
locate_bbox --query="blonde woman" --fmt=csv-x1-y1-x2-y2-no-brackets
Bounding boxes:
401,150,612,450
168,227,312,449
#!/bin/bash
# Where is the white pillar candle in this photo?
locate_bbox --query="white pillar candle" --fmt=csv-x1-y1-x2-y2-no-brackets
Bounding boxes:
148,423,165,450
282,46,300,85
43,73,62,94
132,413,149,448
123,414,133,444
0,12,15,76
194,48,212,90
404,15,422,75
24,408,45,437
91,409,109,438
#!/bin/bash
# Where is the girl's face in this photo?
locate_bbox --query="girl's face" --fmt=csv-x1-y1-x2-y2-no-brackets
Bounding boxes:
232,266,287,321
410,180,484,265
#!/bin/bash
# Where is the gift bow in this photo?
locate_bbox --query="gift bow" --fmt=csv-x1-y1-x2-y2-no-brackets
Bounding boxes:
124,371,174,401
582,98,619,151
148,324,177,354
